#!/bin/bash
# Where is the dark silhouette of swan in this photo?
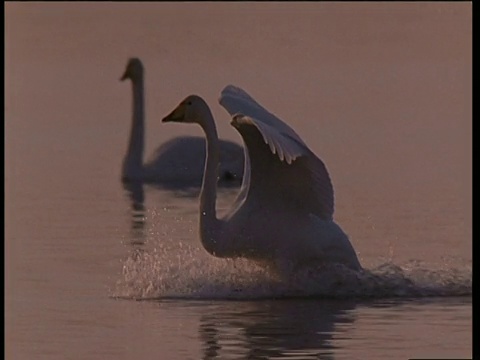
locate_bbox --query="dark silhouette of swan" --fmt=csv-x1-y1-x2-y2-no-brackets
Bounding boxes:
120,58,244,188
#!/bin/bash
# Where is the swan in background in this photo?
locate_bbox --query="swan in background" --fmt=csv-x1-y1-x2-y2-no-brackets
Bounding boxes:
120,58,244,187
162,85,362,276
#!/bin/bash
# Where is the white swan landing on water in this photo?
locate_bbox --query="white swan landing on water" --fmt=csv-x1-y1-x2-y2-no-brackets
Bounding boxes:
162,85,362,275
120,58,244,187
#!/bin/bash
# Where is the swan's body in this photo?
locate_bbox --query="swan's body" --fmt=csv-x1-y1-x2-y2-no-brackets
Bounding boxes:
162,85,362,275
120,58,244,187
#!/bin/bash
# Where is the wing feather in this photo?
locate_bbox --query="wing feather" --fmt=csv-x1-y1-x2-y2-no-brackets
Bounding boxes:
219,85,335,219
219,85,307,147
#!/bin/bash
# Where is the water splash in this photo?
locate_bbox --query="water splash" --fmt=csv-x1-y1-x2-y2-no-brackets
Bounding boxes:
112,241,471,301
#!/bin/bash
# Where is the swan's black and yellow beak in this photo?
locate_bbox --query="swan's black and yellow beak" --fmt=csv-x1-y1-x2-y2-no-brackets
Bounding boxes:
162,104,186,123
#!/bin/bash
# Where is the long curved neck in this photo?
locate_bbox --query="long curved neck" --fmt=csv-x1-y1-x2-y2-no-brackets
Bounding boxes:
123,76,145,179
198,108,222,255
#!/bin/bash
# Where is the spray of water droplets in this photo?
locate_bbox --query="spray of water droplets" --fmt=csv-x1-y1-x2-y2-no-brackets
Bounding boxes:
112,239,471,301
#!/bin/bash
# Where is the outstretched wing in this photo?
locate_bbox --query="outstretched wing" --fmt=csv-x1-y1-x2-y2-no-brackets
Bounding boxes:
219,85,307,149
219,85,335,220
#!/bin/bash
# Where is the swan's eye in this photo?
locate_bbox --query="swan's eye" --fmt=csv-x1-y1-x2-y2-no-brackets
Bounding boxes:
186,101,192,105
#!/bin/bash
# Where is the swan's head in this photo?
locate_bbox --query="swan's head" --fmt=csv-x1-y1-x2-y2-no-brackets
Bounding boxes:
120,58,144,82
162,95,209,125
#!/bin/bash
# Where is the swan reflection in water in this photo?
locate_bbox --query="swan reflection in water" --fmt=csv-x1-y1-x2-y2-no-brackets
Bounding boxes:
198,299,357,360
122,181,147,247
121,180,216,248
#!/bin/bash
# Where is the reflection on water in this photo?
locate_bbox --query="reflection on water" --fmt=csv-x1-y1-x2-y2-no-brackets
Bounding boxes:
128,296,471,360
198,300,356,359
121,180,207,257
123,181,146,226
123,181,146,247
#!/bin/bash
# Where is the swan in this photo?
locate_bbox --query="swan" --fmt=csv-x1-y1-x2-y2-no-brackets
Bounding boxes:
120,58,244,187
161,85,362,275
